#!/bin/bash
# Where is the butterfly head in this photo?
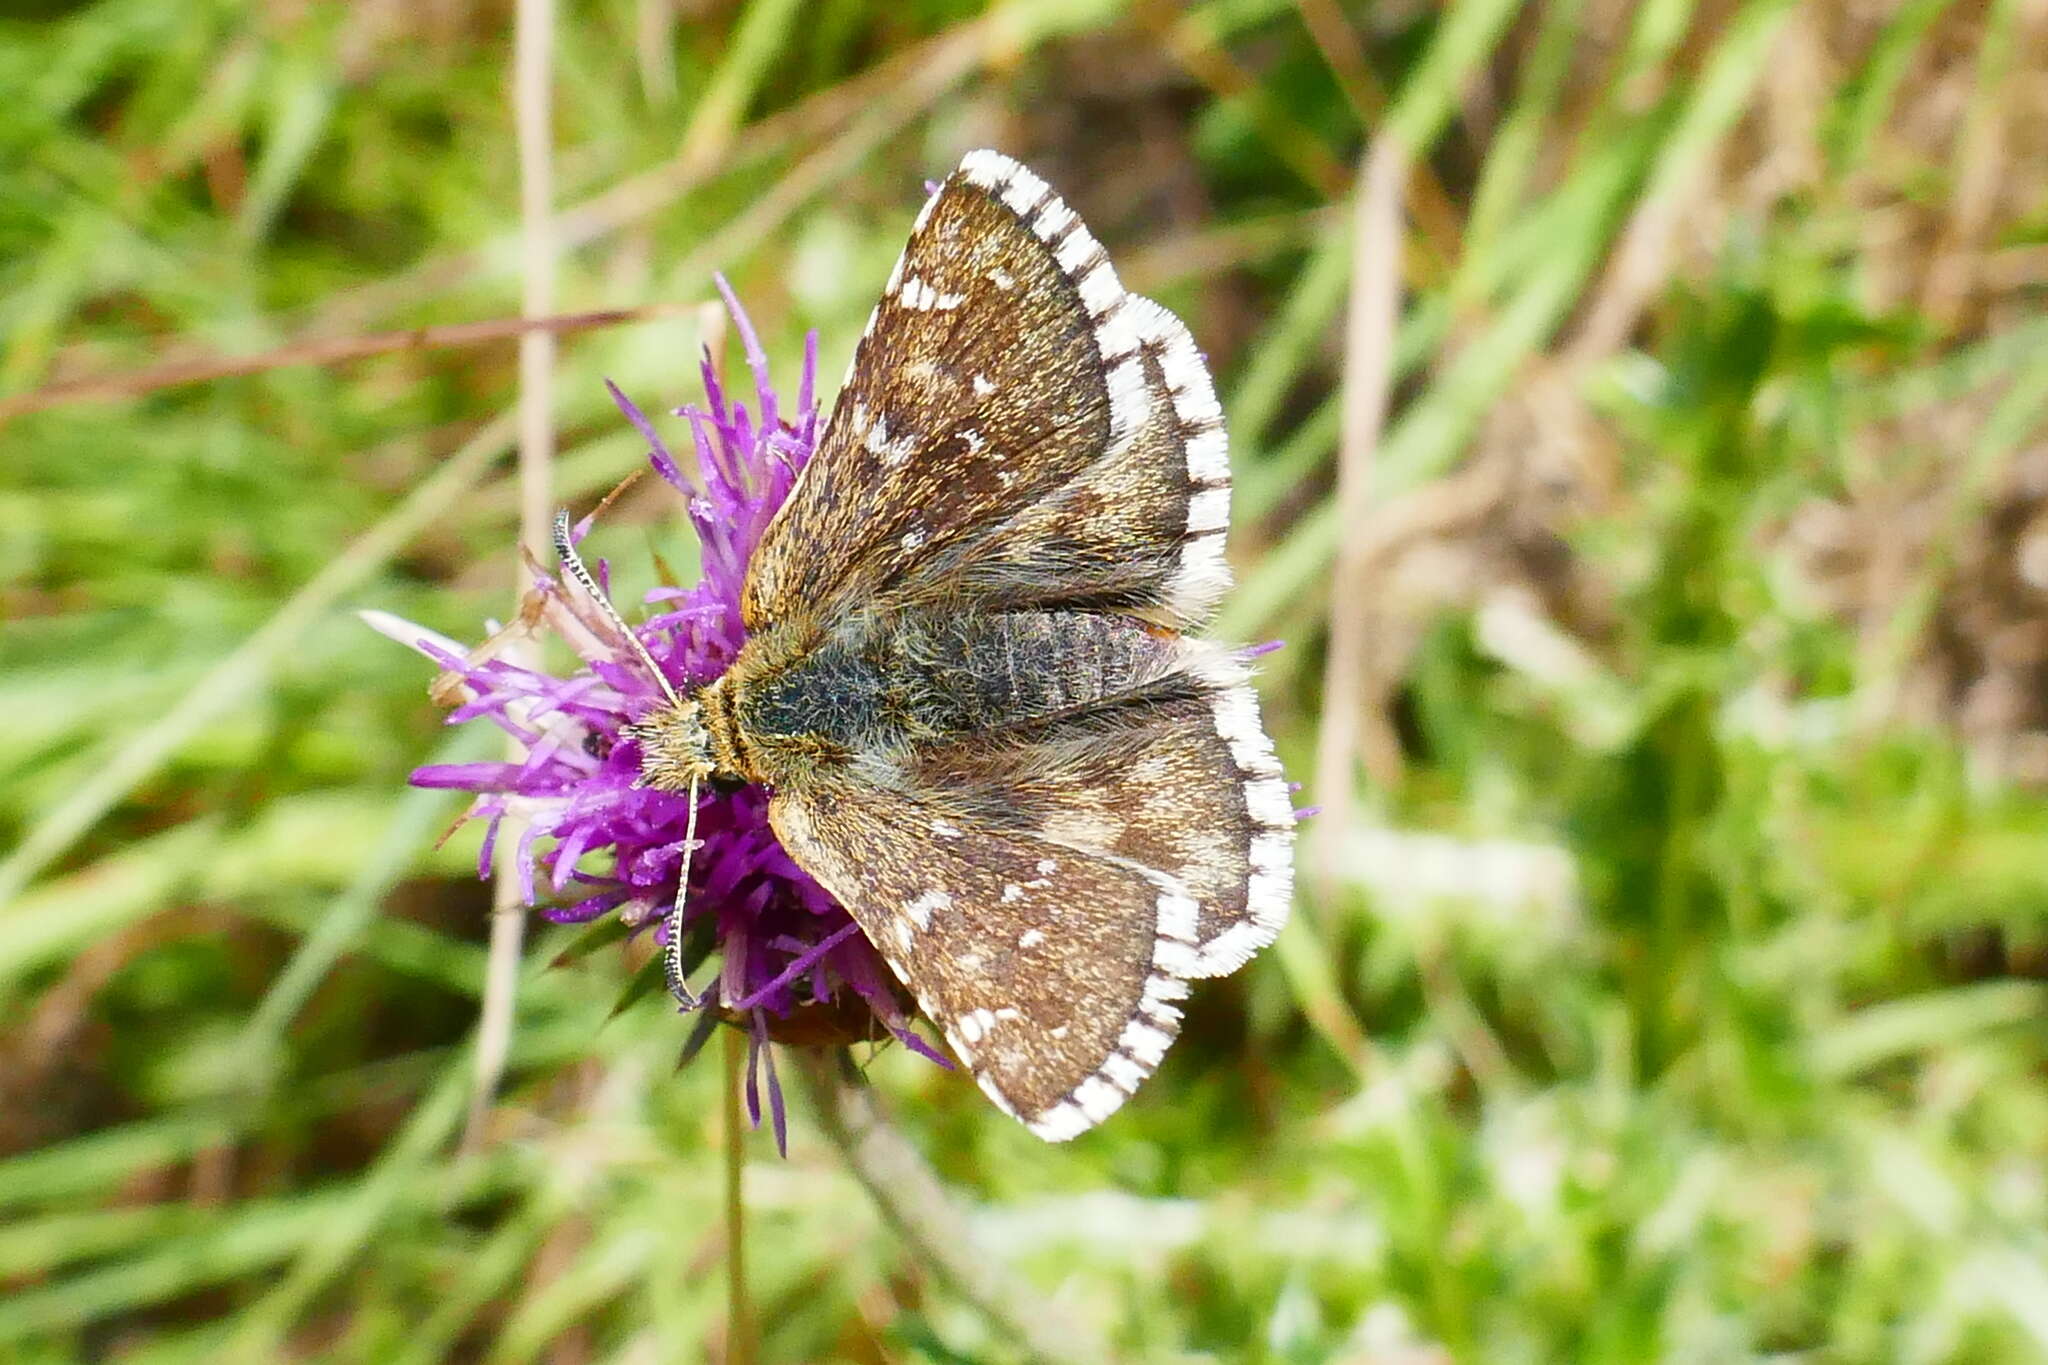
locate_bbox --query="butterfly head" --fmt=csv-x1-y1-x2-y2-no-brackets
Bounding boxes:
625,698,714,793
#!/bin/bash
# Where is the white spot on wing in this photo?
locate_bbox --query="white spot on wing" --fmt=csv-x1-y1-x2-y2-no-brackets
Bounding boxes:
958,148,1016,191
972,373,995,397
1245,776,1296,828
1184,427,1229,484
1119,1019,1173,1067
1187,485,1232,535
899,276,965,311
1170,534,1232,621
1156,885,1199,946
1072,1075,1124,1123
1212,686,1282,776
1026,1100,1090,1142
863,411,918,466
1077,261,1120,316
1144,973,1189,1007
1249,831,1292,873
996,162,1050,217
1031,198,1076,244
903,889,952,930
1096,305,1142,364
931,818,963,839
1104,354,1150,453
1102,1052,1147,1094
1055,225,1101,276
1017,928,1045,949
1246,863,1293,926
1189,914,1280,976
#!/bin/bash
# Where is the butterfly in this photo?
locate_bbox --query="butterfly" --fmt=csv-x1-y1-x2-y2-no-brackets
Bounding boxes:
579,149,1295,1141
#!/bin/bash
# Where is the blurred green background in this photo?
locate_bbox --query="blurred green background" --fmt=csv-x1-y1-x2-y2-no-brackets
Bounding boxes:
6,0,2048,1360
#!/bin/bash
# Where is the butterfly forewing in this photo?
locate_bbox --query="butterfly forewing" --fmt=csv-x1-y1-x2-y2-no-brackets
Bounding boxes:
942,306,1234,624
743,150,1234,630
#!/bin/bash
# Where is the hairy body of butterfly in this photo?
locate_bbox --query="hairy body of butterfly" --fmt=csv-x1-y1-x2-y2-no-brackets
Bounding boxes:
626,149,1295,1142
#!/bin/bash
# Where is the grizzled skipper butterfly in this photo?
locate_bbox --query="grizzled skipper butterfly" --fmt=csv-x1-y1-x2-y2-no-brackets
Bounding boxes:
564,150,1295,1141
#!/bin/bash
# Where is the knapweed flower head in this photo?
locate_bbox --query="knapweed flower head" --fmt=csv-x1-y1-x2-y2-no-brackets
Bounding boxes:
366,282,939,1150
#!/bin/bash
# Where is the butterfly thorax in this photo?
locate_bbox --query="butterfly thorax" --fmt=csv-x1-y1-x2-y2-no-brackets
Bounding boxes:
634,609,1194,793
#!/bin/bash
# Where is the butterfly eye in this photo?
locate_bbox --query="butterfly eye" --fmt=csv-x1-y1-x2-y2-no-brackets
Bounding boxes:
582,729,614,760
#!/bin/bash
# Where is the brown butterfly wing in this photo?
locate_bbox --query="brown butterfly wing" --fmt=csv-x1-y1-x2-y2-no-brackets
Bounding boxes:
907,661,1296,979
770,774,1196,1141
742,149,1233,631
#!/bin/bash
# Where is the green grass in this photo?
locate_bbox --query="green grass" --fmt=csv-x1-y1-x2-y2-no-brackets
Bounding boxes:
5,0,2048,1361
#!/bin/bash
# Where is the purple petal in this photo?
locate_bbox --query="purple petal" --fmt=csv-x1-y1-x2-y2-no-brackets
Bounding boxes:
744,1014,764,1128
411,762,529,791
607,378,689,491
759,1023,787,1157
729,920,862,1012
714,273,776,437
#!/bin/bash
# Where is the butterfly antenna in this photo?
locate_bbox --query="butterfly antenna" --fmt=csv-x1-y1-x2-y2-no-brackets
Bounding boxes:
551,508,682,707
662,775,703,1008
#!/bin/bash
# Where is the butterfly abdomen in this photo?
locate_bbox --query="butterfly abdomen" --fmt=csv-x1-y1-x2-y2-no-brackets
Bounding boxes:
730,610,1195,767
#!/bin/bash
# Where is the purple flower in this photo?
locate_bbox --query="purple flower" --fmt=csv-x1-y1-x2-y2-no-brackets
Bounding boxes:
366,282,940,1148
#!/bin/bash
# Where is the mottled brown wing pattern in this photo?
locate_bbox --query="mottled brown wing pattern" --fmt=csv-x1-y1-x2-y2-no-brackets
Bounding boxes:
909,647,1295,978
742,149,1234,630
722,150,1298,1143
938,301,1232,624
770,777,1197,1140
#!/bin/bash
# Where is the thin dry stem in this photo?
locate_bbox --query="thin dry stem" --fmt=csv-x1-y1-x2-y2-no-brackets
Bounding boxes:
722,1026,753,1365
467,0,557,1151
1290,0,1463,270
1315,132,1411,891
0,303,691,421
794,1052,1110,1365
256,11,992,353
1291,0,1381,122
1920,0,2021,332
1139,0,1350,198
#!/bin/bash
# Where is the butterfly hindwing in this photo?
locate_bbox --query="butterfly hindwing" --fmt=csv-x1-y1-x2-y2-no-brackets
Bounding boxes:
743,149,1234,630
908,656,1296,978
770,774,1198,1140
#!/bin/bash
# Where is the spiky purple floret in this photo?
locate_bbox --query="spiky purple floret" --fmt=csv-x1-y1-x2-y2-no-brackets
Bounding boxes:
369,283,930,1143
